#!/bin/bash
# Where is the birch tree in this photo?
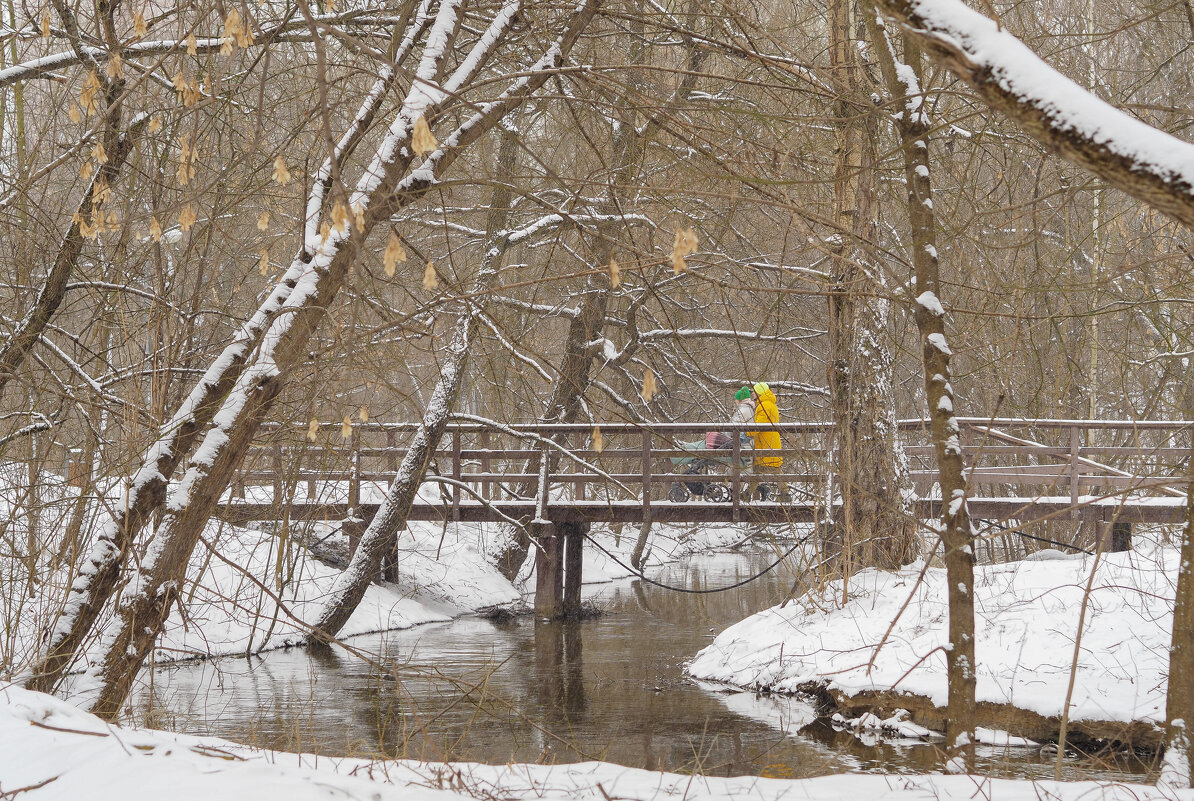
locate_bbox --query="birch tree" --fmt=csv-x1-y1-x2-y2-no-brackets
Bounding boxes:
57,0,600,719
864,5,976,771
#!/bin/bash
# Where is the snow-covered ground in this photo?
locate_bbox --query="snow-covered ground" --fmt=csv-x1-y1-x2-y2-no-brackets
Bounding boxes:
3,685,1190,801
688,540,1175,729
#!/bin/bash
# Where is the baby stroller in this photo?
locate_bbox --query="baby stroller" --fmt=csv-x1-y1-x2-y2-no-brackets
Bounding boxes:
667,431,741,503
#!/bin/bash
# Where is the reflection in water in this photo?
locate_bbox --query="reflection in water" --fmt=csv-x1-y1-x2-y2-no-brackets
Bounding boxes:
136,549,1153,781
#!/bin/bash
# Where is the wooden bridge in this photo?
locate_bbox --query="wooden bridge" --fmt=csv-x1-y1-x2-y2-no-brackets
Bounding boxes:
216,418,1192,529
208,417,1191,617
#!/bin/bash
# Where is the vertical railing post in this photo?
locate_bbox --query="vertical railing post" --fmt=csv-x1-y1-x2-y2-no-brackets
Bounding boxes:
480,429,491,500
641,428,652,522
1069,424,1081,515
731,428,741,523
348,426,361,511
573,430,585,501
386,428,398,474
451,428,462,521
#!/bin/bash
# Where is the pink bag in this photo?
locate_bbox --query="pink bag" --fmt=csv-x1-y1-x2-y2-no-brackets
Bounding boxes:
705,431,731,450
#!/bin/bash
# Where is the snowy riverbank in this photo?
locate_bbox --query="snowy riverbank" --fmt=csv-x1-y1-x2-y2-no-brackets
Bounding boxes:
3,467,762,685
2,685,1190,801
687,540,1177,746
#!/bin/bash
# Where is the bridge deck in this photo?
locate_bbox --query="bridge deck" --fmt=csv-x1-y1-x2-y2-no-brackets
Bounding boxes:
216,496,1187,526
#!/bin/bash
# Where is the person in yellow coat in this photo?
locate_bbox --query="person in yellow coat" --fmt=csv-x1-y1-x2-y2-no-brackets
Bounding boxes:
747,382,790,502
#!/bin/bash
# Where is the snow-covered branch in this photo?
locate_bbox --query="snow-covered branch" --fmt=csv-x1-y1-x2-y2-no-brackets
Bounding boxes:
877,0,1194,227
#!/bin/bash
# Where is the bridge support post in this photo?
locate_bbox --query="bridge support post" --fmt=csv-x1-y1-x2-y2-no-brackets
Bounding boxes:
1097,520,1132,552
562,521,587,617
535,521,587,619
534,522,564,619
343,518,365,560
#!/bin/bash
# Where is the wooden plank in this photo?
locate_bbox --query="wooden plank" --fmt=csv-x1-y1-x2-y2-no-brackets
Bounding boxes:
480,430,491,501
256,418,1194,436
216,496,1187,526
451,429,462,522
1069,425,1081,515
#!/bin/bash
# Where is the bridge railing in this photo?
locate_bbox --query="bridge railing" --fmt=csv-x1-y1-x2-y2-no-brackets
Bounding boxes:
233,421,839,524
218,418,1194,525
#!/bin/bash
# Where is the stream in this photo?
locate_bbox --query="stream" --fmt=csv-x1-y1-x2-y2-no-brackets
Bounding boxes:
138,547,1154,781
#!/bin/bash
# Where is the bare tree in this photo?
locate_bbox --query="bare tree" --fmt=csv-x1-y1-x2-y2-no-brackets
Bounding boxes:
823,0,916,579
68,0,601,718
877,0,1194,779
865,4,976,770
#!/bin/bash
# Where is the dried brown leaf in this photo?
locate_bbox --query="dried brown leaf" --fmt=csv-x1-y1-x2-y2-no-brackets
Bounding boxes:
178,203,197,232
383,233,406,277
272,155,291,186
412,115,437,157
641,369,656,402
330,201,349,233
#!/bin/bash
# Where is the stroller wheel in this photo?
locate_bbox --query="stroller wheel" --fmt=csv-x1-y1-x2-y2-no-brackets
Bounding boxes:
668,483,690,503
704,483,731,503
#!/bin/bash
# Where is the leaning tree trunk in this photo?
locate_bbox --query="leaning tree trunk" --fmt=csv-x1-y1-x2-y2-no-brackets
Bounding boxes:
75,0,599,719
866,9,977,771
825,0,917,583
23,19,430,693
308,122,524,641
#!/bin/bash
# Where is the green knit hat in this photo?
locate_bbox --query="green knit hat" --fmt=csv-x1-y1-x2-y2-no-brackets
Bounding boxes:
735,386,751,401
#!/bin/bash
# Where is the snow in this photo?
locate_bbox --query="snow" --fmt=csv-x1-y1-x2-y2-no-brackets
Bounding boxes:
926,332,952,355
915,290,944,317
688,541,1178,728
4,685,1192,801
442,0,520,96
1161,718,1191,788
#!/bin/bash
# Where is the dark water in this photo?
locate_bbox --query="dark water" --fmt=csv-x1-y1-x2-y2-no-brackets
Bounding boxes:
139,549,1154,781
